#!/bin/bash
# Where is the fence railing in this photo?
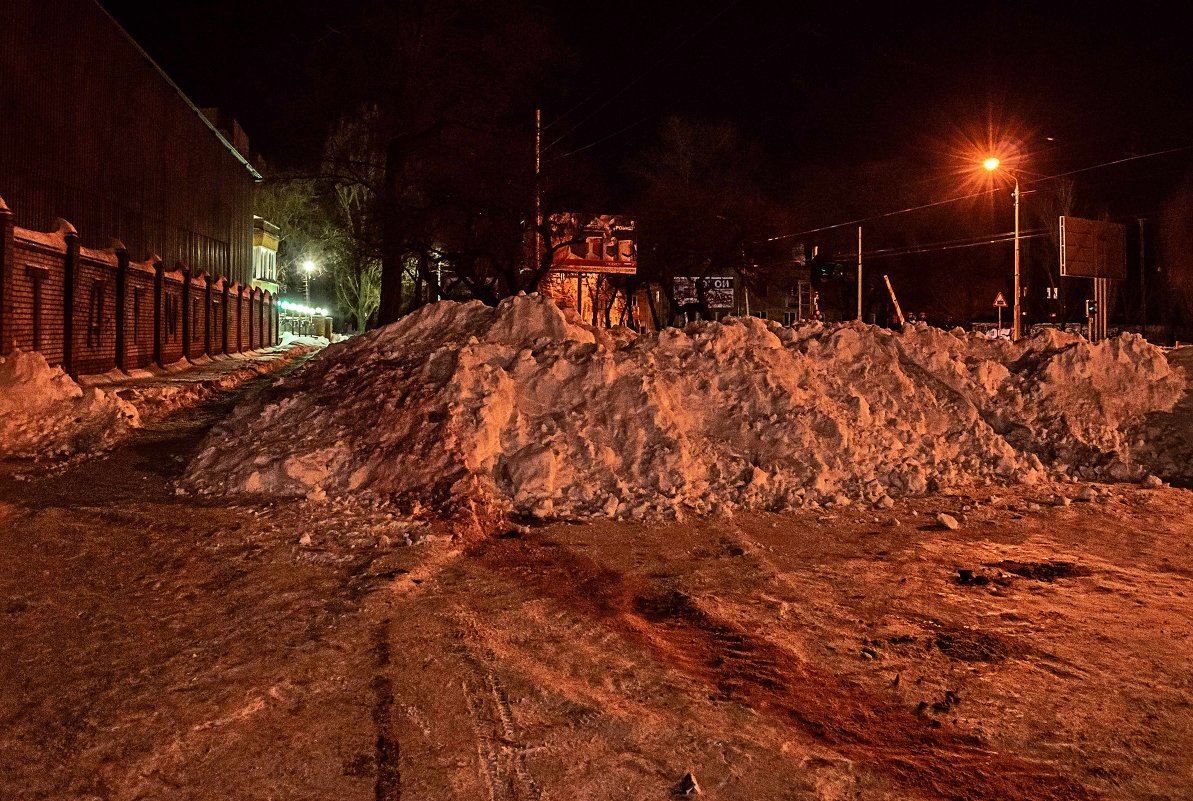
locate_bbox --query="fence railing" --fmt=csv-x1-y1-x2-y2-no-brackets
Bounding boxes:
1,196,278,377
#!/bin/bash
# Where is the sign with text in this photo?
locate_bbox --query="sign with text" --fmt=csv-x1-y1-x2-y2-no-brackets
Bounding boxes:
993,292,1007,308
1059,216,1126,279
549,213,637,275
672,276,735,309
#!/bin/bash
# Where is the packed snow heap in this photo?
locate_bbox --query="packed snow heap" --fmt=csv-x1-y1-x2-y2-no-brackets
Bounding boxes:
183,294,1184,519
0,349,139,459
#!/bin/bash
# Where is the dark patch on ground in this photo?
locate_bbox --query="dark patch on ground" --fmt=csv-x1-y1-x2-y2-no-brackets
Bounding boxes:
987,560,1091,582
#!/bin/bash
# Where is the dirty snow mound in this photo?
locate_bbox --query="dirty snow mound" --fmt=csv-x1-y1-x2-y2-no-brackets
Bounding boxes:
182,295,1184,519
0,350,140,459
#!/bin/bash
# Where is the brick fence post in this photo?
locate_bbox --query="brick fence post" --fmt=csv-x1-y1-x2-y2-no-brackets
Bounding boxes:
113,240,128,372
203,274,213,356
62,220,80,377
0,196,12,355
180,264,191,361
235,285,243,352
221,279,230,354
152,259,164,367
263,292,271,346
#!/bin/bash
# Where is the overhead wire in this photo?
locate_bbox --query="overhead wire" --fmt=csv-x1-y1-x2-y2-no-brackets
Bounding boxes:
748,228,1049,269
541,0,740,154
752,142,1193,247
754,186,1004,243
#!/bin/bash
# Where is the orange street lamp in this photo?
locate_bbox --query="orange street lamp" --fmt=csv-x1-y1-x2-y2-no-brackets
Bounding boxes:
983,157,1021,339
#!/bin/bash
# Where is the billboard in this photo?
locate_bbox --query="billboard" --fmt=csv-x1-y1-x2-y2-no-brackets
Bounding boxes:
672,276,735,309
548,213,637,274
1059,216,1126,279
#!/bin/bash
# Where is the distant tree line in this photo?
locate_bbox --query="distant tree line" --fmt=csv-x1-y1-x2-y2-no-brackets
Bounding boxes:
252,0,1193,338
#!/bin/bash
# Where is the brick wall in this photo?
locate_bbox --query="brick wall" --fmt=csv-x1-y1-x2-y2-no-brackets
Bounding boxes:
187,272,208,359
123,259,157,369
72,247,119,375
209,276,226,356
6,226,69,365
250,289,262,349
235,286,249,353
0,204,279,376
158,269,185,366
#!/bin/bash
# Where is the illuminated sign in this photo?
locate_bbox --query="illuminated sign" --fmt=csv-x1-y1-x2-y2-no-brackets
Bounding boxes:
549,213,637,275
673,276,734,308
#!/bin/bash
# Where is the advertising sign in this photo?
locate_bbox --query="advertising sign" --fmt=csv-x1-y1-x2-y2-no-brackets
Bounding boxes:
672,276,735,309
1059,216,1126,279
549,213,637,275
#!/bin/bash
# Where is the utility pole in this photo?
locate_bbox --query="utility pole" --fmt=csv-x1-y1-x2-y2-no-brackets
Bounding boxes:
1138,217,1147,338
857,225,863,320
534,108,542,271
1012,174,1021,340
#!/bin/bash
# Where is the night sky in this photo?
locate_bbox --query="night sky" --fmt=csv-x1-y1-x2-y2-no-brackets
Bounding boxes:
97,1,1193,176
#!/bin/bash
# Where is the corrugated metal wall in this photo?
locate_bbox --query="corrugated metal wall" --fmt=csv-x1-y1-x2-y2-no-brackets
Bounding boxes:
0,0,255,284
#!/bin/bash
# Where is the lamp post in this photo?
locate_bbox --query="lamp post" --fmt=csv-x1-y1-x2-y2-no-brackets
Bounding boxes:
302,260,316,305
983,157,1021,340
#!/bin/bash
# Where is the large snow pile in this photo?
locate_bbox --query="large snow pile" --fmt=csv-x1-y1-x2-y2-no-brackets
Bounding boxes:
0,350,140,459
182,294,1185,519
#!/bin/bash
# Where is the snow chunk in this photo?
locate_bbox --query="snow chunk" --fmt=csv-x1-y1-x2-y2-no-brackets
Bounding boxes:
180,297,1185,521
0,350,140,459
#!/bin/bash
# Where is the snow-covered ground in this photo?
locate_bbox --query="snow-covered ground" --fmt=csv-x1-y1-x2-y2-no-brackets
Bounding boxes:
4,308,1192,801
183,294,1185,519
1,344,320,461
0,350,139,459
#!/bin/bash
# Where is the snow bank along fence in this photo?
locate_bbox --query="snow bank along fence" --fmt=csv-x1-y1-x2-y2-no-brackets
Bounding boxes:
0,198,280,377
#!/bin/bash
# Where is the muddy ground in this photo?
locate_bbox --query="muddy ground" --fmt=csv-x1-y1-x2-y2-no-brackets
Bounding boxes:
2,355,1192,801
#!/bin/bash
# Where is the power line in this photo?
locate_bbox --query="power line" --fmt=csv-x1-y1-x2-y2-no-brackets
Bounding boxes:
859,229,1049,261
1043,143,1193,183
545,112,658,163
746,229,1048,268
753,142,1193,246
541,0,739,152
754,187,1002,244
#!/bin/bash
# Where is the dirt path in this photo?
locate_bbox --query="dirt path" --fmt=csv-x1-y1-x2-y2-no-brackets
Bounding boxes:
0,351,405,800
3,355,1193,800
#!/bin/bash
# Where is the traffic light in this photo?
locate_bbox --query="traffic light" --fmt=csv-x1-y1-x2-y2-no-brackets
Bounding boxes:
1085,299,1098,317
810,258,847,286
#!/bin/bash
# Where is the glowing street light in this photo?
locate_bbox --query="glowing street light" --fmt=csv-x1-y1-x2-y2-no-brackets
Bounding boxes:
983,157,1021,340
302,260,316,305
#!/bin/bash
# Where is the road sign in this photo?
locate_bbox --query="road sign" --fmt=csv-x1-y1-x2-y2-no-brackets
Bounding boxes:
1059,216,1126,279
993,292,1008,308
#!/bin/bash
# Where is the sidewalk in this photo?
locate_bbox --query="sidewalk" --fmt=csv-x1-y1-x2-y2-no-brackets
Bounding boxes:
79,343,315,391
78,341,322,420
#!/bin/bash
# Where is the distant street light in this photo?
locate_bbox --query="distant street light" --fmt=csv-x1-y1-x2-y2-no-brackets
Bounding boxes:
983,157,1021,339
302,260,316,305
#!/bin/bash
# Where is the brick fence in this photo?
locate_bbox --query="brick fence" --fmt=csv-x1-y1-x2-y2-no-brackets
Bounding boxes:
0,197,278,377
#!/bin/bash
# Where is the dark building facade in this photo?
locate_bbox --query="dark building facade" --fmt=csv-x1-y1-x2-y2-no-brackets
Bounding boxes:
0,0,260,284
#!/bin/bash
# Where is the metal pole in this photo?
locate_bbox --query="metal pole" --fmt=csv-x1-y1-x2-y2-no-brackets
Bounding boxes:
1013,175,1021,340
1139,217,1147,338
304,273,310,305
883,274,904,326
534,109,542,276
857,225,863,320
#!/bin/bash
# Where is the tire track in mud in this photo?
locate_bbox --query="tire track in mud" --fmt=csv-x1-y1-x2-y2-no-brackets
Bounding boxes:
453,611,543,801
372,620,402,801
470,535,1101,801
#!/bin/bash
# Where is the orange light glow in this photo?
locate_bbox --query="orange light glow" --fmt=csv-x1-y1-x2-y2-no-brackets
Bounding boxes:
983,157,1001,172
